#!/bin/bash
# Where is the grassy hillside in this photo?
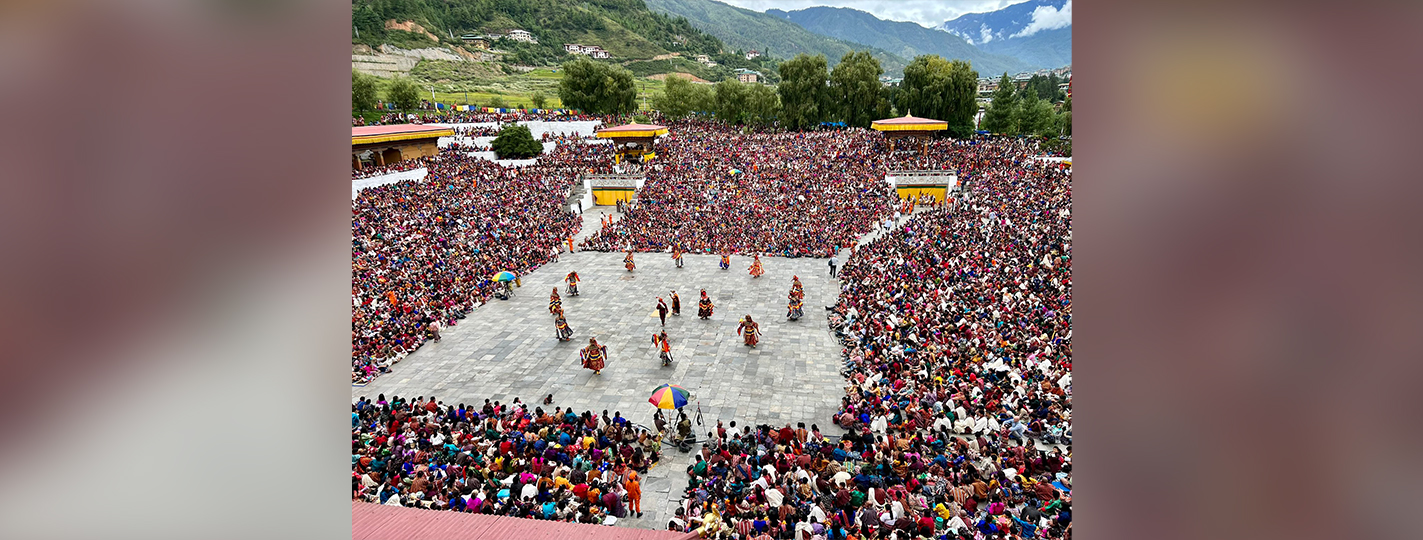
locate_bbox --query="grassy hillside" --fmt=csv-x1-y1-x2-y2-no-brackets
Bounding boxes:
353,0,724,64
644,0,908,75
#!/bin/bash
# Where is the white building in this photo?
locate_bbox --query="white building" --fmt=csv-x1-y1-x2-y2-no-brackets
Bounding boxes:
745,49,761,60
564,43,610,58
506,29,536,43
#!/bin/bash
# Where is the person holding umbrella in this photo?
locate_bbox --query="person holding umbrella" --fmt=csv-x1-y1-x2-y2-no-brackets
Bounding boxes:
580,337,607,375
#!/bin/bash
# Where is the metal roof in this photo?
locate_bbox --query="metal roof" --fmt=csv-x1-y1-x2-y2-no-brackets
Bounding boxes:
352,125,455,146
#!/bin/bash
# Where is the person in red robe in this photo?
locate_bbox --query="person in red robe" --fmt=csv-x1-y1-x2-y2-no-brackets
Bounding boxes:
697,290,714,320
580,338,607,374
737,315,760,347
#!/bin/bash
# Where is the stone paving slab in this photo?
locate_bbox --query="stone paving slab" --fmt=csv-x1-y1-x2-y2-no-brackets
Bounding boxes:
353,249,852,528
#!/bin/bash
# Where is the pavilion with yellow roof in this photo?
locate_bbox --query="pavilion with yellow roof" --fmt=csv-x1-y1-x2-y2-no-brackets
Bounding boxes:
870,112,947,153
594,123,668,164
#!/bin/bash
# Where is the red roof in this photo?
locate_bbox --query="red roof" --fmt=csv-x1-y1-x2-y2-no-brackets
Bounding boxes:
352,124,453,137
352,502,700,540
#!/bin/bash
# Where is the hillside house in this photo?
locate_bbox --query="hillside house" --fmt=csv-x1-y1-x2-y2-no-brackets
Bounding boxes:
506,29,536,43
460,34,489,49
745,49,761,60
564,43,610,58
736,68,762,84
977,78,998,95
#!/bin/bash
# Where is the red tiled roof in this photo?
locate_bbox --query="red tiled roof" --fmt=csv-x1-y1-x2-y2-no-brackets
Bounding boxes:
352,502,700,540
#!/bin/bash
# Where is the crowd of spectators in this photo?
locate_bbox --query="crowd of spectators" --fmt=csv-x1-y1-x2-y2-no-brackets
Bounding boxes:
580,121,963,258
353,155,437,180
664,137,1072,539
350,116,1074,538
352,138,615,383
353,394,666,525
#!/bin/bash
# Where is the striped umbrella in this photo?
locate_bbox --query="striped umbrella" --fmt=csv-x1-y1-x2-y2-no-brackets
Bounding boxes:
493,271,517,282
648,384,690,409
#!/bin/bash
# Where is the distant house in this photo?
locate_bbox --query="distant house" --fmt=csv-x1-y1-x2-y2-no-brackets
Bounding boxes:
977,78,998,95
564,43,610,58
695,54,711,64
506,29,536,43
1012,73,1033,89
461,34,489,49
745,49,761,60
736,68,762,84
880,77,902,88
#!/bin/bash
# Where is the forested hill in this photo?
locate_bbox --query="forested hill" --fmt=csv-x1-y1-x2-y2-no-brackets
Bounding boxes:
766,6,1032,77
352,0,725,64
644,0,907,75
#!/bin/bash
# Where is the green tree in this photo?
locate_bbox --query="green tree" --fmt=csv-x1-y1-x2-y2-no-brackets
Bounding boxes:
712,80,779,126
530,91,548,109
386,77,421,111
712,79,749,124
489,95,507,109
743,82,781,127
829,51,887,128
1020,73,1066,103
1015,87,1055,136
558,57,637,114
490,124,544,159
980,73,1019,134
653,75,713,118
896,55,978,138
776,54,829,130
352,70,378,112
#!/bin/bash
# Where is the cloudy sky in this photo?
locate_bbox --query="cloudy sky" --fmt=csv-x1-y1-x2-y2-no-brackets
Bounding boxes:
715,0,1031,28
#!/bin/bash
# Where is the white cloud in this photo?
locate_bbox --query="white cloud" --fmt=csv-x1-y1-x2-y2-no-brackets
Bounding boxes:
1011,0,1071,38
979,23,994,44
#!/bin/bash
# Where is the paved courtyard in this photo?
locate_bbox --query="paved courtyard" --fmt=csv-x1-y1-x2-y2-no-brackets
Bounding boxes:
354,246,857,528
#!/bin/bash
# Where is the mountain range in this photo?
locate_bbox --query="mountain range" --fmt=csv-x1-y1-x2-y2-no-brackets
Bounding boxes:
643,0,909,75
939,0,1072,70
765,6,1031,77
